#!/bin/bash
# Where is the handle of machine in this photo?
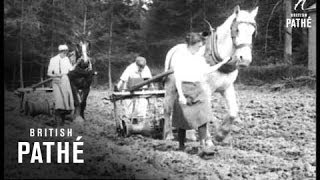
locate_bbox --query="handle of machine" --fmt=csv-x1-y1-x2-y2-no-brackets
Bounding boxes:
128,69,174,92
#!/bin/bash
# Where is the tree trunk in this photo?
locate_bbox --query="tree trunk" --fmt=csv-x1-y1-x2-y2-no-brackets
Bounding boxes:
29,63,33,83
264,0,282,53
302,28,308,45
279,10,282,45
108,6,114,90
63,0,66,31
189,1,192,32
189,12,193,32
51,0,54,58
284,0,292,65
12,61,17,89
202,0,206,21
83,0,87,34
19,0,24,88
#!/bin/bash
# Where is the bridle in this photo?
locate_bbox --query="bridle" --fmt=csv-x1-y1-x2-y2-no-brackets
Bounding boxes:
205,18,257,64
230,19,257,49
74,40,93,71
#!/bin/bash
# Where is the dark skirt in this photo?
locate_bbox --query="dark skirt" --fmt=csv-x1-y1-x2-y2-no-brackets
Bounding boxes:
172,81,212,130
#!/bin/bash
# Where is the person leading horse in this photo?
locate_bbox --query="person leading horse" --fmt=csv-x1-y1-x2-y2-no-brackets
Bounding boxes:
47,44,76,125
163,5,259,145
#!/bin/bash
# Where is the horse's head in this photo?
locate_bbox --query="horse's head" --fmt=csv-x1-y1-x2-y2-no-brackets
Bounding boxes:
73,30,92,69
204,6,258,68
230,5,258,67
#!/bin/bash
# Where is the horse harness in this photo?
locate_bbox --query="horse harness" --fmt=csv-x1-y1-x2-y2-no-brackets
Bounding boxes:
166,18,257,74
206,18,257,64
230,19,257,49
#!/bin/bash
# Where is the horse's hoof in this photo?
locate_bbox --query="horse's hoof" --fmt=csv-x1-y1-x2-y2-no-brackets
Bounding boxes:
221,133,232,145
199,146,217,160
74,116,84,124
234,116,242,124
215,131,232,145
215,132,228,142
231,125,241,133
185,146,199,154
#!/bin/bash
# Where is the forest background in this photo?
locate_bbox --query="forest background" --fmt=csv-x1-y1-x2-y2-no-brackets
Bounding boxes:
3,0,316,90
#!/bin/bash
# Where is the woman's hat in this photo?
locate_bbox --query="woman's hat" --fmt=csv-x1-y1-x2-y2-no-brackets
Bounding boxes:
58,44,69,51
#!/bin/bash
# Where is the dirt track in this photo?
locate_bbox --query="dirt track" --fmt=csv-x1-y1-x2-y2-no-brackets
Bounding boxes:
4,85,316,179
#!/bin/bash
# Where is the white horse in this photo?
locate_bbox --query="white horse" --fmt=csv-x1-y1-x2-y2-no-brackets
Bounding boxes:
163,5,259,141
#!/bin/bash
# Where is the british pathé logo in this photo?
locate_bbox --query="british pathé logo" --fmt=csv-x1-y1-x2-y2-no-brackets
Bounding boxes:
294,0,307,10
286,0,311,28
18,128,84,164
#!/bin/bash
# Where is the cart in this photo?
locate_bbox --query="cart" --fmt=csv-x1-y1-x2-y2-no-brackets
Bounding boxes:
14,78,55,117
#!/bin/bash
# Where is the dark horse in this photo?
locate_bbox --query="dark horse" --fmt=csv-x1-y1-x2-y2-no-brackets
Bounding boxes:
67,33,94,122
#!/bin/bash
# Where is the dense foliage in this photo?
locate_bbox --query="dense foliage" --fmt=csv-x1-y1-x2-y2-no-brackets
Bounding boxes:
4,0,316,88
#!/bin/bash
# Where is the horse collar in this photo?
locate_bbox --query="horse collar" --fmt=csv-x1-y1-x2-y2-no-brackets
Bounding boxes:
209,29,224,64
206,29,237,74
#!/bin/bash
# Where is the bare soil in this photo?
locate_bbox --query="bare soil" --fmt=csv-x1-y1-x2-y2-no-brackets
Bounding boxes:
4,84,316,179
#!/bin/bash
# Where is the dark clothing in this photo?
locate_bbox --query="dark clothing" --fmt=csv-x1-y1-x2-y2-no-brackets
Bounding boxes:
178,123,208,149
172,81,212,130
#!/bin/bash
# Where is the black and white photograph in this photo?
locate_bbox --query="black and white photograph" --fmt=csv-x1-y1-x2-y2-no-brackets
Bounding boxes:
4,0,316,179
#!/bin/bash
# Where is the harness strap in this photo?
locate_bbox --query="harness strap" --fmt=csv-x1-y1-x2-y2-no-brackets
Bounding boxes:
234,43,252,49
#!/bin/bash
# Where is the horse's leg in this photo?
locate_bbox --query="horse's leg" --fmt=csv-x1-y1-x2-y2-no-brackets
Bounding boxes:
202,82,213,141
80,87,90,120
163,76,176,140
215,84,238,142
70,81,82,122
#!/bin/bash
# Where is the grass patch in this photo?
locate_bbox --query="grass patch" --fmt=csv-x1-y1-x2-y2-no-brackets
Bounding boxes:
237,64,312,85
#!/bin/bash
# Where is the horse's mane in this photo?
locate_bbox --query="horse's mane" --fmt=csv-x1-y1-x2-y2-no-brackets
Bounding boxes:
217,13,237,33
216,8,256,36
